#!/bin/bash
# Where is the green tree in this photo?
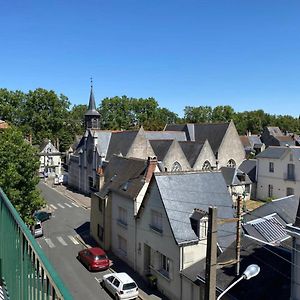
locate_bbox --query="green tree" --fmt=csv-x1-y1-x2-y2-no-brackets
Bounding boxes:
21,88,70,147
184,106,213,123
212,105,235,122
0,127,45,224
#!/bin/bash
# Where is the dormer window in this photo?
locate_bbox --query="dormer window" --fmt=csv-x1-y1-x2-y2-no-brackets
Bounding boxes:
227,159,236,168
190,209,208,240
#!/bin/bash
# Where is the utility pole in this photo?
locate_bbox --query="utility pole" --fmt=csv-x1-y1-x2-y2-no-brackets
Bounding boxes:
236,196,242,276
204,206,217,300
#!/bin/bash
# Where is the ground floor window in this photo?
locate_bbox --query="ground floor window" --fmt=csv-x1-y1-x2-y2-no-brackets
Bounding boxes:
287,187,294,196
97,224,104,241
268,184,273,198
159,253,170,277
118,235,127,255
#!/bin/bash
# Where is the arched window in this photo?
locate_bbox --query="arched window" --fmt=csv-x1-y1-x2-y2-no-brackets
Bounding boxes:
171,161,182,172
227,159,236,168
202,161,211,171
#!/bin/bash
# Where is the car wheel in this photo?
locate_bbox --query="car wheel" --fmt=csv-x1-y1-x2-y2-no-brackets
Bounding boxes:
88,265,92,272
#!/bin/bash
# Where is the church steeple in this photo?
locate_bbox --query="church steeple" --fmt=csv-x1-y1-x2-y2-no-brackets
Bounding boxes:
84,78,100,129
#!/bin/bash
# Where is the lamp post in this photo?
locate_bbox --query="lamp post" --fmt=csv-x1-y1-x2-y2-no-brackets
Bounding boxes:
217,264,260,300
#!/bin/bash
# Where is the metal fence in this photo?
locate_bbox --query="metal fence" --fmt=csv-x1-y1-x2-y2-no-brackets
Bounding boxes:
0,188,73,300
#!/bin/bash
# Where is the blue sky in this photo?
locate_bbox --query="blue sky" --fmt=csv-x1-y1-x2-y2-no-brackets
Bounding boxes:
0,0,299,117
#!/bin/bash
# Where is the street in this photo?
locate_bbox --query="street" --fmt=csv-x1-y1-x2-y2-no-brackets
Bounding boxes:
37,181,113,300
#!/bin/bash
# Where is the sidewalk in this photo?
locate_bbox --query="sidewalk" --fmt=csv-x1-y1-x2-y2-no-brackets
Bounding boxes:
44,180,166,300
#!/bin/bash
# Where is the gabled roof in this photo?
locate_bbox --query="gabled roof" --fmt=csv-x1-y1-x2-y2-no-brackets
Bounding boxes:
238,159,257,182
178,141,204,167
105,131,139,161
183,235,291,299
149,140,173,161
255,146,287,159
220,167,252,186
39,139,59,153
96,155,148,200
267,126,283,136
154,172,235,248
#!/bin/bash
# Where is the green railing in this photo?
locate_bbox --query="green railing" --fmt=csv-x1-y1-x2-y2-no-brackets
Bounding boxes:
0,188,73,300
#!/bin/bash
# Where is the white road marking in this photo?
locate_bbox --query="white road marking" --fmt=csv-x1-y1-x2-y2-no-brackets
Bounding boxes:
57,236,67,246
57,203,65,208
71,202,79,207
64,203,72,208
95,277,101,283
50,204,57,210
68,235,79,245
45,238,55,248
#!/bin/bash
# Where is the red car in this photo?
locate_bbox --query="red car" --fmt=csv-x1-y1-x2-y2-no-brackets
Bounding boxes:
77,247,110,271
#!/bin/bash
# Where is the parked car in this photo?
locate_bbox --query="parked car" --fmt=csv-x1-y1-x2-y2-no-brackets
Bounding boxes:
102,272,139,300
31,221,43,238
34,211,51,222
77,247,110,271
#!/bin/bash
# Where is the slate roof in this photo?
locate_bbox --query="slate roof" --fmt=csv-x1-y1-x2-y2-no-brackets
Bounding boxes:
178,141,204,167
238,159,257,182
183,235,291,300
240,136,252,148
154,172,235,248
145,130,186,141
149,140,173,161
267,126,283,136
276,135,295,146
164,122,230,154
96,155,149,200
255,146,287,159
243,195,299,225
85,85,100,116
220,167,252,186
105,131,139,161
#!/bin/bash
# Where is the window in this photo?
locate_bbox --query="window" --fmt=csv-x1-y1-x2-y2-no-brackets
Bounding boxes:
268,184,273,198
97,224,103,241
171,161,182,172
227,159,236,168
118,207,127,227
118,235,127,255
113,279,120,288
269,162,274,173
287,164,295,180
160,253,170,277
287,187,294,196
202,161,211,171
150,210,163,233
88,176,93,189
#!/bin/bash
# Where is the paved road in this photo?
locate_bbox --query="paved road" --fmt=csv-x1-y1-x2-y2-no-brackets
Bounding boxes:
37,181,113,300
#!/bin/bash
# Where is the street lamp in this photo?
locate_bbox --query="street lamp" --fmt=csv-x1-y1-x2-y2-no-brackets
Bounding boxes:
217,264,260,300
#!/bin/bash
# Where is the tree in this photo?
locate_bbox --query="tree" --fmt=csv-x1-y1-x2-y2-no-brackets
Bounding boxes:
184,106,213,123
0,127,45,224
212,105,235,122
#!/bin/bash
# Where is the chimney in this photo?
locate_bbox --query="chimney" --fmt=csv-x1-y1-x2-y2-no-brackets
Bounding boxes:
145,156,157,183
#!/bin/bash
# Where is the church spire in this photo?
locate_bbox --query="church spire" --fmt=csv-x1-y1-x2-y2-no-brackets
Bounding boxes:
84,77,100,129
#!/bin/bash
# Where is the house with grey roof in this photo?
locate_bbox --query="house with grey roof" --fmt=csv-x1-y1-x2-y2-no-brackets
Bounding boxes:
256,146,300,201
149,139,191,171
135,171,235,300
239,159,257,199
38,139,62,178
165,120,245,169
220,167,252,204
261,126,295,147
240,134,265,157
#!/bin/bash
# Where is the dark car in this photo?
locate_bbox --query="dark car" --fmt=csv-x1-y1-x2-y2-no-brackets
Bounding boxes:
34,211,51,222
77,247,110,271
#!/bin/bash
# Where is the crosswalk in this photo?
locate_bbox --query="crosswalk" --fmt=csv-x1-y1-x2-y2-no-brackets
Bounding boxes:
38,235,80,249
49,202,79,211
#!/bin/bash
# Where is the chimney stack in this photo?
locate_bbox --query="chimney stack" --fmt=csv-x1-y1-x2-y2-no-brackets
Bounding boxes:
145,156,157,183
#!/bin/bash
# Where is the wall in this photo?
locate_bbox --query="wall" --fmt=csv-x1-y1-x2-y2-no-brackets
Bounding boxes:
193,140,217,171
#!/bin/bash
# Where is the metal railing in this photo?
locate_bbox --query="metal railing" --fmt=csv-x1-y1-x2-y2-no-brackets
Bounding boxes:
0,188,73,300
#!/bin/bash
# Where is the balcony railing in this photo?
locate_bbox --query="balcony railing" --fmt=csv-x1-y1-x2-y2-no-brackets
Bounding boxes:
0,188,73,300
283,173,296,181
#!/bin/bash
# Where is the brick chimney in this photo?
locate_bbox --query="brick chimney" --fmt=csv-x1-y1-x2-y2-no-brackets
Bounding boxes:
145,156,157,183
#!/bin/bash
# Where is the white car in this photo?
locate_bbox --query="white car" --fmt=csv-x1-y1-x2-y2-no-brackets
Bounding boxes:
32,221,43,238
102,272,139,300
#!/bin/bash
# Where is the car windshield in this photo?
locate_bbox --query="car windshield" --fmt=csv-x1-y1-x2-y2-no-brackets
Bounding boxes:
35,224,42,229
123,282,137,290
94,255,107,261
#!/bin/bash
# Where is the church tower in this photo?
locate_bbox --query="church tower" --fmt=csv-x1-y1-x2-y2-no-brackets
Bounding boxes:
84,78,100,129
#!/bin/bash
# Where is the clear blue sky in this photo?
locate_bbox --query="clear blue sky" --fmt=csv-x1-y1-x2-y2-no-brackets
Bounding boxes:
1,0,299,117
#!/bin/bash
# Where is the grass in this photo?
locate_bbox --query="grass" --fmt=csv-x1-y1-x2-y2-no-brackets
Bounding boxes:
245,199,265,211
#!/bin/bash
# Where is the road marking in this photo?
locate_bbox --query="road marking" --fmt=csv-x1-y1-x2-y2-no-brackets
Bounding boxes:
71,202,79,207
95,277,101,283
68,235,79,245
57,203,65,209
64,202,72,208
50,204,57,210
45,238,55,248
57,236,67,246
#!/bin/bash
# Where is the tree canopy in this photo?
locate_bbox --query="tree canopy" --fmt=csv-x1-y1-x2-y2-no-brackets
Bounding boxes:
0,127,45,224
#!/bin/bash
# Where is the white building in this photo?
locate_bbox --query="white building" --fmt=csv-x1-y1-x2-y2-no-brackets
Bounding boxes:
256,146,300,201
